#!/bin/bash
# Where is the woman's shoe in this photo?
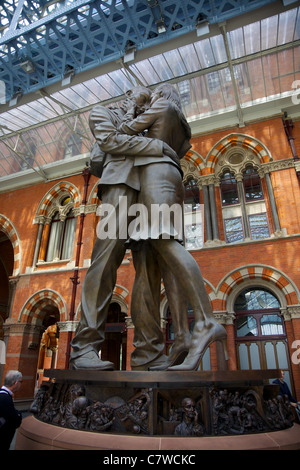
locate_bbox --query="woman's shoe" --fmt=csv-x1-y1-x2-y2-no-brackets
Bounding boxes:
149,333,191,370
168,323,228,371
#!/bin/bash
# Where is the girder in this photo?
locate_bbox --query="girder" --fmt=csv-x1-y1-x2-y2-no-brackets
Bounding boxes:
0,0,277,103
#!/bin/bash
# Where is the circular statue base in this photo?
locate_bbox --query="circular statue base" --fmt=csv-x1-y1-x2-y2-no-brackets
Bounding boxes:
16,416,300,450
15,369,300,450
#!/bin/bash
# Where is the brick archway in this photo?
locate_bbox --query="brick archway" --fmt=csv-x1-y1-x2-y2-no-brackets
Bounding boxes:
0,214,22,276
19,289,68,325
36,181,81,218
216,265,300,311
207,133,272,173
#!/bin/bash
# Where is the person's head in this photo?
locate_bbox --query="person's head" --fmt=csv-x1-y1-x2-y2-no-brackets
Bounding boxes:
126,86,151,108
279,370,285,381
182,397,196,420
151,83,182,109
4,370,23,393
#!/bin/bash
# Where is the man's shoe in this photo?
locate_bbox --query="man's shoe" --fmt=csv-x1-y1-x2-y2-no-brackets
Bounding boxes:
69,351,114,370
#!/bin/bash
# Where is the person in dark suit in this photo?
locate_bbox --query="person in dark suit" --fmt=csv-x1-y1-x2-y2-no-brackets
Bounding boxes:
70,102,178,370
0,370,23,450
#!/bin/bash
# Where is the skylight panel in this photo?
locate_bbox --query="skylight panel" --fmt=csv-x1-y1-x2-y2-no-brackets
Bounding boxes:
243,21,261,55
163,49,187,77
129,59,161,85
278,8,297,45
261,15,278,50
194,37,219,68
148,55,173,82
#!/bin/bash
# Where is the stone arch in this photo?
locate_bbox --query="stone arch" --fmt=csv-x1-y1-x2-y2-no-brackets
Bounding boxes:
111,285,129,314
216,265,300,311
0,214,22,276
75,284,129,320
36,181,81,218
182,149,206,178
19,289,68,325
87,181,100,205
206,133,272,174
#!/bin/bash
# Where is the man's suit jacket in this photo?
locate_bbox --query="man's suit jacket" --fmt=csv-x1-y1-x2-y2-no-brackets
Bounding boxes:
0,388,22,450
89,105,165,191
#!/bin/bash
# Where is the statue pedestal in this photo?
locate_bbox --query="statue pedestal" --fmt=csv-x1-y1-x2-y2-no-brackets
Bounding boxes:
15,369,300,450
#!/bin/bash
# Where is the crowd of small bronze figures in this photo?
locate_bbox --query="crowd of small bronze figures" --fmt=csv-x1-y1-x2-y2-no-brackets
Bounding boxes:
30,382,295,437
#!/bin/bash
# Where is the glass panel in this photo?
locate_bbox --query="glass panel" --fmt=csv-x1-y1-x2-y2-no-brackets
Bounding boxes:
61,215,76,259
276,342,288,369
224,217,244,244
220,171,239,205
278,9,297,45
261,314,284,336
148,55,173,82
236,316,258,337
244,21,261,55
168,321,174,341
238,343,249,369
249,343,260,369
194,38,216,68
197,347,211,371
261,15,278,50
163,49,187,77
179,44,201,73
210,35,227,64
248,213,269,240
265,342,277,369
184,224,203,250
243,167,263,201
227,27,245,59
235,289,280,311
46,216,63,262
184,178,200,209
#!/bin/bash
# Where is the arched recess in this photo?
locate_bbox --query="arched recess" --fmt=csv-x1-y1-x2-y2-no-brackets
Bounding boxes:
0,214,22,276
206,133,272,174
217,265,300,312
19,289,68,325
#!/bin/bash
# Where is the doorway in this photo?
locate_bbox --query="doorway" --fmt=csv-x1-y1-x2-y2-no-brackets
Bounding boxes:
235,287,294,392
101,302,127,370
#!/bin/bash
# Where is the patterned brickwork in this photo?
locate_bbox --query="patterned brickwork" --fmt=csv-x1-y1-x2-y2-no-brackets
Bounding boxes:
36,181,81,217
216,265,299,311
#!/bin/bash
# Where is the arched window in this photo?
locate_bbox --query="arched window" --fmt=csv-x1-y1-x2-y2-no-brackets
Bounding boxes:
220,171,239,205
234,287,294,392
243,166,263,202
46,209,76,261
36,195,77,264
220,165,270,243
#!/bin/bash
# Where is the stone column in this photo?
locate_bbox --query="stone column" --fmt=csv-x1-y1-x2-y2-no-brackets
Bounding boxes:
38,217,51,262
265,172,281,232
